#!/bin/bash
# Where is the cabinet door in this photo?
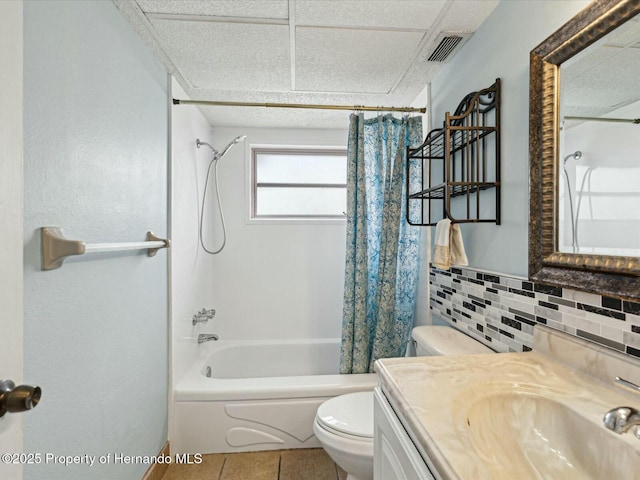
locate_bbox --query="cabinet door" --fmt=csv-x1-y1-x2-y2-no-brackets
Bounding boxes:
373,388,436,480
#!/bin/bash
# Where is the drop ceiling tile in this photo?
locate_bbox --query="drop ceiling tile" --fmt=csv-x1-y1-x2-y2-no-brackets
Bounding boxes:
562,44,613,80
149,19,290,91
436,0,500,31
201,106,353,129
393,61,445,98
611,99,640,118
190,86,417,127
563,47,640,111
604,13,640,46
295,27,424,93
295,0,446,30
116,0,500,128
137,0,289,19
562,13,640,118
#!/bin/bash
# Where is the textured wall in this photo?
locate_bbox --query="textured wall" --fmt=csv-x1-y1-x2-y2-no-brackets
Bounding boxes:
23,2,168,479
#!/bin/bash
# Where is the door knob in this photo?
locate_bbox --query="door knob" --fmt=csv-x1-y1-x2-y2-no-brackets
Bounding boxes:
0,379,41,417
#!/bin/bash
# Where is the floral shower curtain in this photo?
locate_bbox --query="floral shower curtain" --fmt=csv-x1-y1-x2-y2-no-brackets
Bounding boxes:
340,113,423,374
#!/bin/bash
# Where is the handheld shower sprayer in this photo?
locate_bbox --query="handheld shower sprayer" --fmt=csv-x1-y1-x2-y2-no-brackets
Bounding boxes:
196,135,247,161
217,135,247,160
562,150,583,252
196,135,247,254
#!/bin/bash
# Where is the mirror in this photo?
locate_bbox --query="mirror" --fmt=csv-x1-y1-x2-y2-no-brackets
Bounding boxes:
559,12,640,256
529,0,640,300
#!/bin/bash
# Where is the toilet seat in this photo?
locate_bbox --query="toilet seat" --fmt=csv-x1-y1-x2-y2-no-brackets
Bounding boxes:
316,391,373,439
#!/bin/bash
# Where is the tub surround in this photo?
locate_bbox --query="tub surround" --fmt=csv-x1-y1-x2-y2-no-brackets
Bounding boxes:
375,325,640,479
203,126,349,343
170,78,217,390
430,265,640,356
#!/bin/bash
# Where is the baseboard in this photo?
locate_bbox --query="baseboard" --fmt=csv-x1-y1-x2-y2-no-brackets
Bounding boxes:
141,442,170,480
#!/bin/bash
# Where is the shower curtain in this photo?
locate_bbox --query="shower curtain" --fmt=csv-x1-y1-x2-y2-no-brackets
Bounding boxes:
340,113,423,374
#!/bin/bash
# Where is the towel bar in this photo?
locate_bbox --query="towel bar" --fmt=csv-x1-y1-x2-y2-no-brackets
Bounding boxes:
41,227,170,271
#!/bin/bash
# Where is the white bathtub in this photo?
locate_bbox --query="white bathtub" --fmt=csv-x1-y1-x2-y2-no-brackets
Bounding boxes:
172,338,377,454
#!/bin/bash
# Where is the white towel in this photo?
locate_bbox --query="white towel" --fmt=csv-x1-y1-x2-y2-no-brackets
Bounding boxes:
432,219,468,270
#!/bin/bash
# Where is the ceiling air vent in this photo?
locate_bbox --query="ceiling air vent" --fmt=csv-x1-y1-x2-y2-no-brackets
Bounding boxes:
427,32,471,63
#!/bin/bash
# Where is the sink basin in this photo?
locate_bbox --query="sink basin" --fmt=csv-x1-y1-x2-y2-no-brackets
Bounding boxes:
376,327,640,480
464,393,640,479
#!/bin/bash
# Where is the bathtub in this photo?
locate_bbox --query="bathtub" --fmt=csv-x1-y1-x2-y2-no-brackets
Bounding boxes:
172,338,377,454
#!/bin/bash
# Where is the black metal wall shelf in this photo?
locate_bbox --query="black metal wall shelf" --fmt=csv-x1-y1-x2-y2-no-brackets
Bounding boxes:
406,79,501,226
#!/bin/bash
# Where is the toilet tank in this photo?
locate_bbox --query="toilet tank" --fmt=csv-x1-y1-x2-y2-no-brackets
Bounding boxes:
412,316,493,356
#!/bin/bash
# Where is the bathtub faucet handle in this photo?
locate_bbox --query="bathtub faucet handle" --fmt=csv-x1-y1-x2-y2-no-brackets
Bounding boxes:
199,308,216,319
192,313,209,326
193,308,216,326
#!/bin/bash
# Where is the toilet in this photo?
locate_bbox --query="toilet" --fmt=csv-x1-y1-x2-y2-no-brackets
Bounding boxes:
313,319,493,480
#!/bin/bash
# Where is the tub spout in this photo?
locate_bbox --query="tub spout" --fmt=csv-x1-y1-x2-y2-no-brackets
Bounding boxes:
198,333,219,344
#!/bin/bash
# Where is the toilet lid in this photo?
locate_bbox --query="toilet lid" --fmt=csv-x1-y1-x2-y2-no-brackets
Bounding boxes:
316,391,373,439
412,325,493,355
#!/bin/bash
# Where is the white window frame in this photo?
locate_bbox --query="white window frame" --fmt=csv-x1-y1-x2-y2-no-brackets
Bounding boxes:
247,145,348,224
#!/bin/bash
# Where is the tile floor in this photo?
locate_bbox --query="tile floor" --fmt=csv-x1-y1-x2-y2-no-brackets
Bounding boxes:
160,448,347,480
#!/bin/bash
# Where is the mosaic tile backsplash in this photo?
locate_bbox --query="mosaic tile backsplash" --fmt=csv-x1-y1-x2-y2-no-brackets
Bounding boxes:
429,265,640,357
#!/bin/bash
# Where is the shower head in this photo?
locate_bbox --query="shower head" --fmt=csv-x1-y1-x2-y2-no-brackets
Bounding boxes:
563,151,582,164
216,135,247,160
196,136,247,160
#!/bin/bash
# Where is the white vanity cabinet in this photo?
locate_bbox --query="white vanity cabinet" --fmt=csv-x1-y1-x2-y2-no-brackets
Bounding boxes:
373,387,437,480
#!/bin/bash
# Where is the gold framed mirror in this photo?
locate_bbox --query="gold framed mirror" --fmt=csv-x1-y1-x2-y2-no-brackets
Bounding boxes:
529,0,640,300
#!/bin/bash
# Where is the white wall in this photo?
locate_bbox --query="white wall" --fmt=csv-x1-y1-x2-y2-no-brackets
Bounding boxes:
201,126,349,341
23,2,168,479
170,79,216,386
429,0,591,276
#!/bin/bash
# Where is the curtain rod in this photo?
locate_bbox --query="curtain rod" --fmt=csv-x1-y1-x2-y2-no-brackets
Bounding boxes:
172,98,426,113
565,115,640,124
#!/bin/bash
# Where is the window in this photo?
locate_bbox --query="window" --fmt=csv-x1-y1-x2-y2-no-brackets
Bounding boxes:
251,147,347,220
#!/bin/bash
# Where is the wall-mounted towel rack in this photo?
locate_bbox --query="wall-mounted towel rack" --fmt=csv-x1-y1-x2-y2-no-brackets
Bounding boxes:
41,227,170,271
406,79,501,226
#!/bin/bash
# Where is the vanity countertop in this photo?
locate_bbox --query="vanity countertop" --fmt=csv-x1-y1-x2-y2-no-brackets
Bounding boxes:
375,326,640,479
